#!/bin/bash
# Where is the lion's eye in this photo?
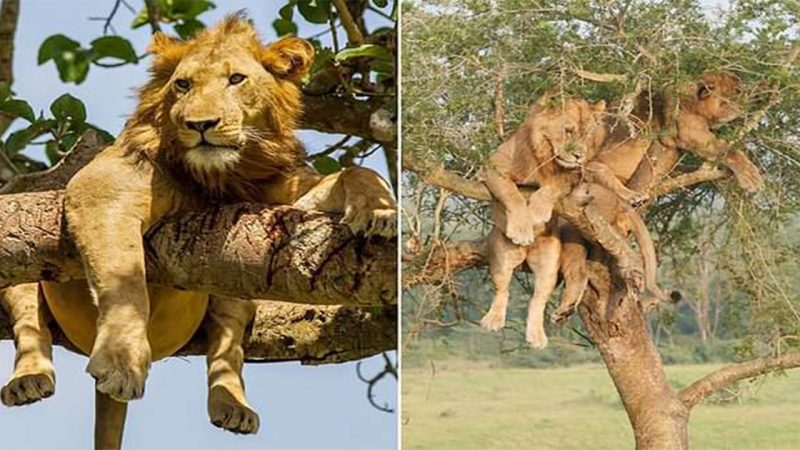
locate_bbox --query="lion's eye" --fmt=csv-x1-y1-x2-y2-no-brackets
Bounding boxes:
229,73,247,85
175,79,191,92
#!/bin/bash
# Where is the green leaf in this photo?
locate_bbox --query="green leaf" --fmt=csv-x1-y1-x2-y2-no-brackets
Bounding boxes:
273,18,298,37
313,155,340,174
0,99,35,122
38,34,81,65
171,0,216,20
53,50,91,84
279,3,294,20
59,132,80,153
335,44,393,63
297,0,331,24
0,82,10,100
50,93,87,125
90,36,138,64
174,19,205,39
87,124,116,143
45,140,64,165
4,129,33,154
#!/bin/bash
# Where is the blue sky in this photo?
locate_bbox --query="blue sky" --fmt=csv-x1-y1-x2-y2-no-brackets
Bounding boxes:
0,1,397,449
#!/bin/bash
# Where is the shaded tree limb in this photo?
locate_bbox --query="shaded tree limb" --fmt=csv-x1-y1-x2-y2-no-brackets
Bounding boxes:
0,299,396,365
0,190,396,306
678,352,800,409
0,129,108,194
302,93,395,143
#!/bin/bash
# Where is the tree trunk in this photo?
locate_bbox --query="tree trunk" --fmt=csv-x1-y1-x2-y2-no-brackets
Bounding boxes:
579,261,689,450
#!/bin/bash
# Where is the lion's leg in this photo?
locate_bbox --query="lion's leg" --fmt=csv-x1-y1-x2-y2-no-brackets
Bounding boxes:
205,296,260,435
484,168,535,246
723,149,764,193
551,223,589,324
527,176,573,229
585,161,648,206
0,284,55,406
480,228,527,331
293,167,396,237
64,153,163,402
95,391,128,450
524,229,560,349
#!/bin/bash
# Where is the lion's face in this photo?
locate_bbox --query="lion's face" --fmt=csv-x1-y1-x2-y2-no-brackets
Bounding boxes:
690,72,744,126
143,16,314,174
530,98,607,170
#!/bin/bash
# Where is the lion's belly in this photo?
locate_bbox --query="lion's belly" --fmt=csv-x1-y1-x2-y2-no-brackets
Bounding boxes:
41,280,209,361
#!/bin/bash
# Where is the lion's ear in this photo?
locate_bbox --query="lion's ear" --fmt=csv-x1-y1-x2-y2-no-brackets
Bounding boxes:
592,100,606,112
261,37,315,82
697,82,714,100
147,32,189,77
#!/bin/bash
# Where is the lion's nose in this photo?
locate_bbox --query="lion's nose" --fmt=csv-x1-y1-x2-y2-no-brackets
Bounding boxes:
185,118,220,132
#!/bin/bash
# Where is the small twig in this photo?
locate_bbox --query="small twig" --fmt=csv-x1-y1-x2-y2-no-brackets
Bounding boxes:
332,0,364,45
143,0,162,34
493,65,507,139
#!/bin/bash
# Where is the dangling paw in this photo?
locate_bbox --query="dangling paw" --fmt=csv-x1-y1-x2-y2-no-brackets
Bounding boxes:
209,385,260,435
1,369,55,406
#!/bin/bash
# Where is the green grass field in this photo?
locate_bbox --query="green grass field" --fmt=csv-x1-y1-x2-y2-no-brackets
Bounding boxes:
402,362,800,450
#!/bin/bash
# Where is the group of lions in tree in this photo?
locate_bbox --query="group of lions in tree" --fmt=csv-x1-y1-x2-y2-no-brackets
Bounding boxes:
481,71,763,349
0,14,396,450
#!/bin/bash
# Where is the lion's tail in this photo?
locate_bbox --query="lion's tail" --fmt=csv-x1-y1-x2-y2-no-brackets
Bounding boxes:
627,209,670,304
95,390,128,450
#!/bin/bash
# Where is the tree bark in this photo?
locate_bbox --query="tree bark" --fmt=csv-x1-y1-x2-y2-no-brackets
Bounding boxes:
0,300,396,364
579,261,689,449
0,191,397,307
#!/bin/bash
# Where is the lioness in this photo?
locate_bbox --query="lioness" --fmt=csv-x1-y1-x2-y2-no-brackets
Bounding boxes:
1,14,395,449
550,72,759,321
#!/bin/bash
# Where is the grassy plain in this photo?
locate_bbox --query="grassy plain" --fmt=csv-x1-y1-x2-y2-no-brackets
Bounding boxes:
402,362,800,450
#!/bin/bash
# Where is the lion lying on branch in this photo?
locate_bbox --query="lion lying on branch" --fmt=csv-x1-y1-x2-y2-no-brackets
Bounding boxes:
1,13,395,449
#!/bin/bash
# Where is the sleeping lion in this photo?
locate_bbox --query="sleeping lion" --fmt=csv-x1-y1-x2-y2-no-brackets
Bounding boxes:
1,14,395,449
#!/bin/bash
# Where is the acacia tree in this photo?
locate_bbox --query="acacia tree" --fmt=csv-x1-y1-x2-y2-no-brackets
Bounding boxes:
402,1,800,448
0,0,397,411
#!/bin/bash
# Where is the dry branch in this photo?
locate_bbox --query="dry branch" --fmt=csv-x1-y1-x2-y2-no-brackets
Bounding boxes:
678,352,800,408
0,190,396,306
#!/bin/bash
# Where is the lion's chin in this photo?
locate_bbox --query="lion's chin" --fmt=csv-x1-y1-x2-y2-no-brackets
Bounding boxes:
184,145,241,172
555,156,581,169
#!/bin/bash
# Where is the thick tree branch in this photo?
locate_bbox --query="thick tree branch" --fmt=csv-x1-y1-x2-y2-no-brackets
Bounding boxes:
0,129,108,194
0,300,395,364
0,191,396,306
678,352,800,409
332,0,364,45
302,94,395,143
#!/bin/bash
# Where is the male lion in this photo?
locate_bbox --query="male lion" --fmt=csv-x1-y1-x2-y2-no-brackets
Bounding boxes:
1,14,395,449
480,95,609,348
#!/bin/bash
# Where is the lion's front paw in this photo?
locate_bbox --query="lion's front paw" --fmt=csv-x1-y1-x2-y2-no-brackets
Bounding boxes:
88,334,150,402
525,323,548,349
209,385,260,435
527,202,553,229
480,307,507,331
342,206,396,238
1,370,55,407
504,215,534,246
550,305,575,324
623,189,649,208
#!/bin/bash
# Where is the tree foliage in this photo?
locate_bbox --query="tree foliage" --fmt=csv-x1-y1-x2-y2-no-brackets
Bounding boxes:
403,0,800,359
